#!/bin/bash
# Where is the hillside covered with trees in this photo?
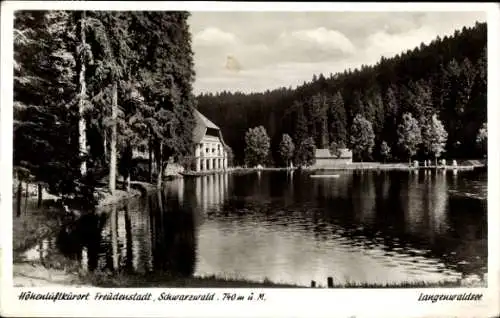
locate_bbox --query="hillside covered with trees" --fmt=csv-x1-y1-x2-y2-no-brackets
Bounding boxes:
197,22,487,166
13,11,196,205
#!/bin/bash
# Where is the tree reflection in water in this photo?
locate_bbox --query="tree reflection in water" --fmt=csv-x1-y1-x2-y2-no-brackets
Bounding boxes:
150,189,196,277
48,170,486,286
56,211,107,271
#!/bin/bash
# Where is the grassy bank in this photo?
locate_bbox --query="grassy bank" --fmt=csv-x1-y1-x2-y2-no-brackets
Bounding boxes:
65,270,485,288
15,262,485,288
81,271,300,288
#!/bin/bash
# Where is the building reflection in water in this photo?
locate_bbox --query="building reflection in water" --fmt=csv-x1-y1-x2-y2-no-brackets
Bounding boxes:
192,174,229,214
36,169,485,286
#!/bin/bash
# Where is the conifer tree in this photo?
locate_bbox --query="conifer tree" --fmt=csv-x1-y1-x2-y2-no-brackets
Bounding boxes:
328,92,347,146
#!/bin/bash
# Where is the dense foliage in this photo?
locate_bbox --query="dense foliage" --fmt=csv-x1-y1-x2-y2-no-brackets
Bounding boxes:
350,114,375,162
197,22,487,165
278,133,295,167
295,137,316,167
244,126,271,167
13,11,196,201
397,113,422,164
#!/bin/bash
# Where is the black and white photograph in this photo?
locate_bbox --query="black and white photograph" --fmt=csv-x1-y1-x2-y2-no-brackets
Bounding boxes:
1,1,499,318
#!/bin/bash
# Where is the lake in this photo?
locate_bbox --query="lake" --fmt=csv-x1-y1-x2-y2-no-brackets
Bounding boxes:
27,169,488,287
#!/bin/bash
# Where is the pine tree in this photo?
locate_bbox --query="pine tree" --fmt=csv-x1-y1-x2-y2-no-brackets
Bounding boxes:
83,11,133,193
382,85,399,154
14,11,83,202
370,90,385,139
309,93,329,148
442,58,461,156
458,58,476,115
328,92,347,145
350,91,364,121
77,11,90,177
130,12,196,185
293,101,308,144
411,80,434,120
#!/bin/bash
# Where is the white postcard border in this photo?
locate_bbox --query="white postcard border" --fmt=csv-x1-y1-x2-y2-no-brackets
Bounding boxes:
1,2,499,318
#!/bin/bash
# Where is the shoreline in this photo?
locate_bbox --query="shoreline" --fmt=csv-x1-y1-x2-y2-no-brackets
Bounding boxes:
12,165,486,288
13,262,485,288
12,179,161,287
180,162,485,177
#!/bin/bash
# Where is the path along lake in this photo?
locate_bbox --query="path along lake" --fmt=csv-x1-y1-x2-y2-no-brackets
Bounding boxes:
25,169,487,287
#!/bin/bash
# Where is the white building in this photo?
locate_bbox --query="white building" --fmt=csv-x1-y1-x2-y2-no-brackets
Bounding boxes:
192,109,228,172
313,148,353,168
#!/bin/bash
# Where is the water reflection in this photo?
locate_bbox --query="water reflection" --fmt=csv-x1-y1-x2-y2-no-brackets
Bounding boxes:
193,174,229,214
56,212,106,272
26,170,486,286
189,170,486,285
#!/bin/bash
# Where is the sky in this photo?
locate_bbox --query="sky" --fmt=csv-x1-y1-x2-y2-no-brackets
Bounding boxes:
188,11,486,95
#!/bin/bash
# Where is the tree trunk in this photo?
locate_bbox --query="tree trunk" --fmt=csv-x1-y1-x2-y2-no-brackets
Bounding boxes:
156,141,163,188
321,118,329,149
109,81,118,194
103,130,107,158
16,181,22,218
78,11,87,177
37,183,42,208
123,142,132,192
24,182,29,215
148,138,153,183
124,203,133,271
110,204,118,271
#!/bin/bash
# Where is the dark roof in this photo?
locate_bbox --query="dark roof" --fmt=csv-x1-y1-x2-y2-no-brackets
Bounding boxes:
193,109,226,146
194,108,219,130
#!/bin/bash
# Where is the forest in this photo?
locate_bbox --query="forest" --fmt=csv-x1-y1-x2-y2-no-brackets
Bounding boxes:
197,22,487,166
12,15,488,206
13,11,196,206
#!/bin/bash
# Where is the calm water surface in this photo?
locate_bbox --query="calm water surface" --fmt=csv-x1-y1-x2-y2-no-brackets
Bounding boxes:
27,170,487,286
